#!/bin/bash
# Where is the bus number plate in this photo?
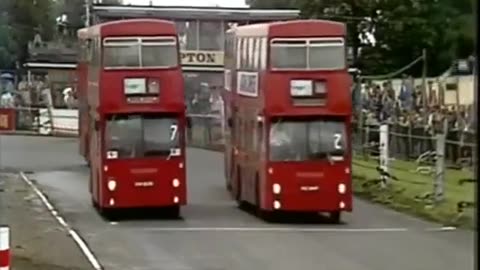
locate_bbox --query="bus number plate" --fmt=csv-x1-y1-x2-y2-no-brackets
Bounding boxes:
300,186,319,191
134,181,154,187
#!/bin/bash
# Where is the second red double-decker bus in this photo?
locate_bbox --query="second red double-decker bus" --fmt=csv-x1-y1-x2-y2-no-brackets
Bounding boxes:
77,19,187,217
224,20,352,222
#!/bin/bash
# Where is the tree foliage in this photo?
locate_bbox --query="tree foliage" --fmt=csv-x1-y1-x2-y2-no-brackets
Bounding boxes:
0,12,17,69
5,0,56,64
54,0,122,30
248,0,474,76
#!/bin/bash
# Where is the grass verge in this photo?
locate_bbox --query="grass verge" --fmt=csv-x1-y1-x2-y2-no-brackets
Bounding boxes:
352,156,475,229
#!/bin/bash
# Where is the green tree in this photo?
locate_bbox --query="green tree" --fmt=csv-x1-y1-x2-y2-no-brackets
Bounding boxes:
363,0,464,76
0,12,18,69
247,0,297,8
0,0,17,69
55,0,123,30
247,0,474,77
9,0,56,63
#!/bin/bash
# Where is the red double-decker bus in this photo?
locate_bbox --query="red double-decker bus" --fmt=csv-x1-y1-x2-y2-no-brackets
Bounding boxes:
77,19,187,217
224,20,352,222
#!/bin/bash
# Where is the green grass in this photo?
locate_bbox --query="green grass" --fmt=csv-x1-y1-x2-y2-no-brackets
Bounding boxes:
352,155,475,229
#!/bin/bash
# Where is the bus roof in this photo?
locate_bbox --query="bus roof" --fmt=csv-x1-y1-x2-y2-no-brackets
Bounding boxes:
77,19,176,39
92,4,300,21
231,20,346,37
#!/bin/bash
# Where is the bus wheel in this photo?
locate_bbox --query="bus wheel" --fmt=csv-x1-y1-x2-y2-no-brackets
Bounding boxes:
226,178,232,191
99,208,115,221
235,169,242,202
329,211,342,224
255,177,272,222
91,197,97,208
167,206,181,219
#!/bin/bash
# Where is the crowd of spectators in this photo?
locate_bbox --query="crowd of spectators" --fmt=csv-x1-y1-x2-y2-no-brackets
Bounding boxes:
354,76,475,166
1,75,76,109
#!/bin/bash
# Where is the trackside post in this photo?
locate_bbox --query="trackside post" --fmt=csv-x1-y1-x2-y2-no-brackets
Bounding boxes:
0,226,10,270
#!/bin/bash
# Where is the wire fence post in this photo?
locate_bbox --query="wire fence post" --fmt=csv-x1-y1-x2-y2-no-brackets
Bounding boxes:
379,124,390,188
434,133,446,203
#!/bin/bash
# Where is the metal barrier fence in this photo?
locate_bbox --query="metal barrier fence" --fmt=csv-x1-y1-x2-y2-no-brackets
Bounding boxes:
352,121,476,168
0,107,78,136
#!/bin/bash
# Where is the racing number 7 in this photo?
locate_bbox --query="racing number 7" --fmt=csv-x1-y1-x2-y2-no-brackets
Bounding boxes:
170,124,178,141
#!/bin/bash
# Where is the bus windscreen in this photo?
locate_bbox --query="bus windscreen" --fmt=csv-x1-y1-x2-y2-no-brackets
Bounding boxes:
270,38,346,70
269,118,347,161
105,113,180,159
103,37,178,69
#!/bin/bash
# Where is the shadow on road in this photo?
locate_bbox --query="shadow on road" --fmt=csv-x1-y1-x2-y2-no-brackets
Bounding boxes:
239,203,347,225
97,207,186,222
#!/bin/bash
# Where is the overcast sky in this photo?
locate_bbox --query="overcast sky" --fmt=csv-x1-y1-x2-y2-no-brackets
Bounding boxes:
122,0,248,7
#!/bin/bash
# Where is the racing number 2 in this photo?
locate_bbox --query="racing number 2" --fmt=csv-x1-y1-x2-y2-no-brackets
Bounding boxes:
334,133,342,150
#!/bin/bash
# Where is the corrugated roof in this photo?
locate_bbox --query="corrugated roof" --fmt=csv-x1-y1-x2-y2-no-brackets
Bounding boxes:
92,4,300,21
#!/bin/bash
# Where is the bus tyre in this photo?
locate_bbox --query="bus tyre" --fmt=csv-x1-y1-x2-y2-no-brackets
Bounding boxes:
235,170,241,202
168,206,181,219
329,211,342,224
99,208,115,221
91,198,97,208
254,180,266,220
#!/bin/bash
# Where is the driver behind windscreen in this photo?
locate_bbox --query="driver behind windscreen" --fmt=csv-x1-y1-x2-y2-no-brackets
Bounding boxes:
269,122,293,161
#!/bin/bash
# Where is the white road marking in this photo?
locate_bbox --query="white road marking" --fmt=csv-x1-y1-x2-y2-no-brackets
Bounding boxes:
425,226,457,232
19,172,103,270
134,227,410,233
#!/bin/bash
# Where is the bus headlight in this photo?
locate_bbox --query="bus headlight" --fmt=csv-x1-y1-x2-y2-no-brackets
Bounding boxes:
290,80,313,97
172,178,180,188
107,179,117,191
338,183,346,194
273,200,281,209
272,183,281,194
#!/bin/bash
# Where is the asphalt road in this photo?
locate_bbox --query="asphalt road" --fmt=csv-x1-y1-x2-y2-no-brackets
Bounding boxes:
0,135,475,270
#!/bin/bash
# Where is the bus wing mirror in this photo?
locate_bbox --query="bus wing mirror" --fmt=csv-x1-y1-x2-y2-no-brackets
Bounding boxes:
227,118,233,128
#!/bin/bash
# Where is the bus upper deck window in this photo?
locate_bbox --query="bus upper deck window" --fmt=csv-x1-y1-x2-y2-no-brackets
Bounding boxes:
103,37,178,69
309,39,345,70
103,39,140,68
141,38,178,68
270,38,346,70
